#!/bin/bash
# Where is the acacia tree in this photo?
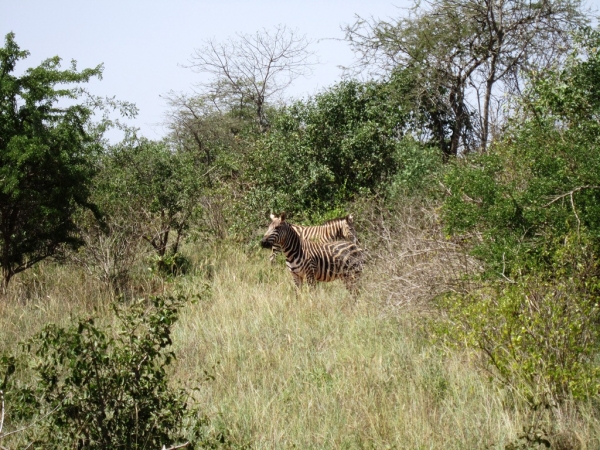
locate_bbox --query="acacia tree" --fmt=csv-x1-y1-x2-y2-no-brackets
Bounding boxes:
0,33,106,291
344,0,587,155
188,25,316,131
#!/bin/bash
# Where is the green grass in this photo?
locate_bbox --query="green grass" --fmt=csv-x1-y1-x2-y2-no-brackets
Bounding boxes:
1,240,598,448
170,244,597,448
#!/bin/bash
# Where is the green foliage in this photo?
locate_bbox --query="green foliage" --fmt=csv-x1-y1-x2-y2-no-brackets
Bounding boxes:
442,29,600,279
95,136,203,274
438,251,600,402
530,27,600,130
245,79,441,218
1,296,223,449
387,136,442,199
0,33,105,289
165,93,252,188
164,92,266,240
150,252,192,277
438,28,600,403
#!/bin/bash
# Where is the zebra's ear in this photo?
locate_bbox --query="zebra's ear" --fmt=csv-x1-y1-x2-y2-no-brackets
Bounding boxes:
347,214,354,223
280,212,286,221
270,213,276,220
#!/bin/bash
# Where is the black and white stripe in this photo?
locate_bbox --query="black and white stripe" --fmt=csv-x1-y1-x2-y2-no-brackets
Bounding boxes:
269,214,358,263
261,213,363,292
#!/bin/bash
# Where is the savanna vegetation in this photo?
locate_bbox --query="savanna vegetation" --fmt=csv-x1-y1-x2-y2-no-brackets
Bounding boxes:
1,0,600,447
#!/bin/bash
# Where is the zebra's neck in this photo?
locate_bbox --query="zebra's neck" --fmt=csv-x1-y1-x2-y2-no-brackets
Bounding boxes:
278,223,304,260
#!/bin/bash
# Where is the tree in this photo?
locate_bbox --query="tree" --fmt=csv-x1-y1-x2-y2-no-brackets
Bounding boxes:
101,137,203,273
163,92,257,239
344,0,587,156
188,25,316,131
437,28,600,404
163,92,246,187
245,79,440,218
0,33,105,291
442,27,600,276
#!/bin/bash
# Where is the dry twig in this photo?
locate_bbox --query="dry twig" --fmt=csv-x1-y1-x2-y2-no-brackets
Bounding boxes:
544,185,600,234
161,443,190,450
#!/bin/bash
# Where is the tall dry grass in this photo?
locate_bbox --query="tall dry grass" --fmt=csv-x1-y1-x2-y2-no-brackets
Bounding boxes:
353,197,482,312
1,200,599,448
170,245,516,448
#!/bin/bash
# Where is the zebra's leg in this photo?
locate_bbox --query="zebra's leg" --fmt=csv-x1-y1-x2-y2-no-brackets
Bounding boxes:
269,244,281,264
269,248,277,263
291,272,303,291
305,271,316,288
343,273,361,296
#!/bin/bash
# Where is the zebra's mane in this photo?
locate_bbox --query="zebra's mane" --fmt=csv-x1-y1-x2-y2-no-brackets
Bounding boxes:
321,215,349,225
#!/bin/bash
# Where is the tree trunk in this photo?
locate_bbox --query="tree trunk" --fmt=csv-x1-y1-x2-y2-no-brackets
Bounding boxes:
1,266,12,295
448,78,467,158
481,33,502,152
1,232,12,294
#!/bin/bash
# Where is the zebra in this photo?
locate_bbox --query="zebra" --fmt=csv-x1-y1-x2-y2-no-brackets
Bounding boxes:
268,214,358,263
261,213,364,293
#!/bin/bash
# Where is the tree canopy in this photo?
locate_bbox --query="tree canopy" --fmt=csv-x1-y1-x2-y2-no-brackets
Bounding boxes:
0,32,106,290
188,25,315,132
344,0,587,156
443,28,600,278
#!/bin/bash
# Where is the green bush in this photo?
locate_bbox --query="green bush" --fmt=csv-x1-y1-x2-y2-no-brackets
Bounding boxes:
245,79,441,218
96,137,204,271
438,244,600,402
151,251,192,277
442,29,600,279
437,28,600,403
0,296,225,449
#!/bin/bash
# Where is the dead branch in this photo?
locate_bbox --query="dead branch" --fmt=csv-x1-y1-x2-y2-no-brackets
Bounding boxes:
544,185,600,234
161,443,190,450
543,185,600,207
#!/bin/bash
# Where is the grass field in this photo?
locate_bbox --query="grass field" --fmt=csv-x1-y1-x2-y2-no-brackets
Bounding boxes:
1,212,599,449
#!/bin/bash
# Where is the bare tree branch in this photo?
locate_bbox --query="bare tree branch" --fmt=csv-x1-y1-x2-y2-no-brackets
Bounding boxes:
187,25,316,131
544,185,600,234
543,185,600,207
343,0,588,154
0,390,4,436
161,442,190,450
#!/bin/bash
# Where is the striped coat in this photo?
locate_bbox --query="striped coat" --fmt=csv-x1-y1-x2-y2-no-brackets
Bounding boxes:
261,213,363,292
269,214,358,263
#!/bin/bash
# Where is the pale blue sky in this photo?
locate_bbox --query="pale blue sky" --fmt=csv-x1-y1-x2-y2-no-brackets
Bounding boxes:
4,1,598,142
2,0,411,141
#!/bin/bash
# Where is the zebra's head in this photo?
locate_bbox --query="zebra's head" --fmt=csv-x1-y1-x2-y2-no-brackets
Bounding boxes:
343,214,359,244
324,214,359,244
260,213,287,249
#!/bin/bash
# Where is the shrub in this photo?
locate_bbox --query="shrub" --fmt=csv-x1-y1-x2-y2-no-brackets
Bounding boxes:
1,295,223,449
439,275,600,403
437,29,600,404
244,79,441,219
94,137,204,275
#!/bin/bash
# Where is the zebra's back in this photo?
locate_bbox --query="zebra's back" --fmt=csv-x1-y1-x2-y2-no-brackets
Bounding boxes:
270,215,357,263
294,219,356,244
302,240,363,283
